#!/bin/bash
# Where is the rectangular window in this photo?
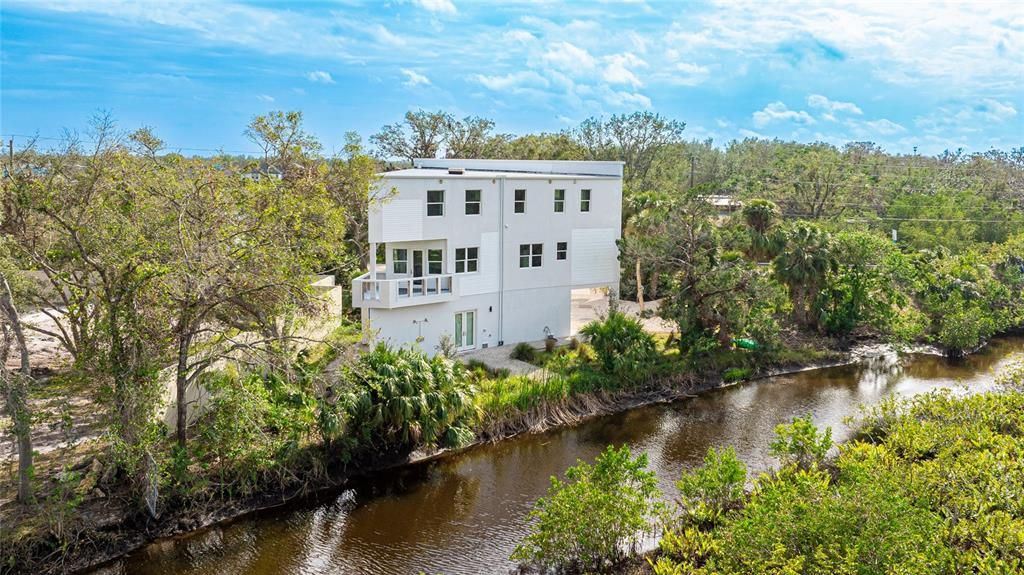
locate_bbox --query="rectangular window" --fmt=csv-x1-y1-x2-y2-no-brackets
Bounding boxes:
427,190,445,217
428,249,443,275
465,189,481,215
554,189,565,213
514,189,526,213
556,241,567,260
580,189,591,212
455,247,479,273
519,243,543,268
393,249,408,274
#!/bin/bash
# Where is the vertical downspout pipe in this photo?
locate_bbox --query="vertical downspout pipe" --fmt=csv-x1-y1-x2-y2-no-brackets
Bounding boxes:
498,175,505,346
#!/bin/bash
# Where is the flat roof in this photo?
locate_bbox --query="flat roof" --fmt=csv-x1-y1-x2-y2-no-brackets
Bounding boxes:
404,158,624,178
380,167,618,180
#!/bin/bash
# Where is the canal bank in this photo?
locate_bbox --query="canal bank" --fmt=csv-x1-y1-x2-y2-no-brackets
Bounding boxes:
81,336,1022,575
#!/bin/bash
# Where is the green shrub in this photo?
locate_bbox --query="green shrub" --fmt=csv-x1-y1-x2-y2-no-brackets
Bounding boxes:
579,310,657,380
769,414,833,470
344,344,477,453
510,341,536,362
511,445,663,573
675,447,747,527
722,366,752,382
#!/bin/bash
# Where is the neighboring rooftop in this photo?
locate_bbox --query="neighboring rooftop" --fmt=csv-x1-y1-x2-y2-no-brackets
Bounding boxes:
380,158,624,179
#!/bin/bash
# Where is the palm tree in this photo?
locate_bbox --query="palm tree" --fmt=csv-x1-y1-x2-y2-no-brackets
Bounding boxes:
623,191,671,309
773,223,837,328
741,198,783,261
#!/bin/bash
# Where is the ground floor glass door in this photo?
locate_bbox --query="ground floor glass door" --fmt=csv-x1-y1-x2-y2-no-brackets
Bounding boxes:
454,310,476,351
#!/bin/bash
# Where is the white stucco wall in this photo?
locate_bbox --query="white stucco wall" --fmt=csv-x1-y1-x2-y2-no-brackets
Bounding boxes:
363,162,622,353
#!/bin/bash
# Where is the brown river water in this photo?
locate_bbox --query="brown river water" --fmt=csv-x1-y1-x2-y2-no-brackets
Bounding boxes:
92,338,1023,575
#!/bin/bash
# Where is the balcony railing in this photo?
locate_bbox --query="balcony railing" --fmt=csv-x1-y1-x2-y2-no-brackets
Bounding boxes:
351,272,457,308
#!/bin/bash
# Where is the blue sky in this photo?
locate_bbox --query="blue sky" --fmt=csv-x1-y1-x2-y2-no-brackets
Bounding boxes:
2,0,1021,156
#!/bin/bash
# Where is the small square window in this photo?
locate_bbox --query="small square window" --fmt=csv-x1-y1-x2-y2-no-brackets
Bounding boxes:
514,189,526,214
427,190,445,216
556,242,567,260
519,243,543,268
428,249,443,275
580,189,591,212
465,189,481,215
455,247,479,273
393,249,408,274
554,189,565,213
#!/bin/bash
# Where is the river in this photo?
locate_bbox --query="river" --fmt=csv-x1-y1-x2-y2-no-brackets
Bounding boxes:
92,337,1022,575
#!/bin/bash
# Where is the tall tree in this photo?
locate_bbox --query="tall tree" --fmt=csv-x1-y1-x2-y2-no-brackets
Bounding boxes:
573,112,686,191
3,116,172,498
773,223,838,328
0,265,34,503
370,110,454,162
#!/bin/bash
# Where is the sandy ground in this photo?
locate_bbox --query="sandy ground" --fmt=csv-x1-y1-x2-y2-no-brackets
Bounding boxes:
5,309,71,372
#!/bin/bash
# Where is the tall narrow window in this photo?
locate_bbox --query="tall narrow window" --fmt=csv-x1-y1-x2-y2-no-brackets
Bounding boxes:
427,190,445,216
514,189,526,213
519,243,543,268
465,189,481,215
554,189,565,213
556,242,567,260
393,249,408,274
455,247,479,273
428,249,443,274
580,189,591,212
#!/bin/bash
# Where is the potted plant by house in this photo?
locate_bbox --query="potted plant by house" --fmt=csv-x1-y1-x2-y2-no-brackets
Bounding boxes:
543,326,557,353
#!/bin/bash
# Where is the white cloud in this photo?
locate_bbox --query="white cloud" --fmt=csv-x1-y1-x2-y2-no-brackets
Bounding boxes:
256,94,274,102
413,0,456,15
604,89,651,109
602,53,646,88
401,68,431,86
306,70,335,84
541,41,595,72
752,101,816,127
474,70,548,91
665,61,710,86
370,24,406,46
807,94,862,117
862,118,905,135
504,29,535,43
978,98,1018,121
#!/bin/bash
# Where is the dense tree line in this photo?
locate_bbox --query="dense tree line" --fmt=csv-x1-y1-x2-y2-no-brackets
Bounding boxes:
1,107,1022,571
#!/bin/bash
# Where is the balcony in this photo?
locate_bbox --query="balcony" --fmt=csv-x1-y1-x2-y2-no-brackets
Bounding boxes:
351,272,457,309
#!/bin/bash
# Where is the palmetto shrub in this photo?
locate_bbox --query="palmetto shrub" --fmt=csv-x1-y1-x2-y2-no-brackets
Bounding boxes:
344,344,477,453
579,310,657,381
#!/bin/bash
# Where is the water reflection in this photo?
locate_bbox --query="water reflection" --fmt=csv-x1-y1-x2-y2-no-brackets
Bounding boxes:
96,338,1022,575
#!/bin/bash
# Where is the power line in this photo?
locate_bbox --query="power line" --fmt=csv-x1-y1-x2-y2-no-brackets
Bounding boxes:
1,133,264,156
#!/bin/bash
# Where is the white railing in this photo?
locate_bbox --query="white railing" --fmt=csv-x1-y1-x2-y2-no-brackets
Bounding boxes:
352,272,456,308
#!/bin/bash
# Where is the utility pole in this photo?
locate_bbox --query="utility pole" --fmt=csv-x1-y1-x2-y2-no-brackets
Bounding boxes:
689,154,696,188
7,139,12,173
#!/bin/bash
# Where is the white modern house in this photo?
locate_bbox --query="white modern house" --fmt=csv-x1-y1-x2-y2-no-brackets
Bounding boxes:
351,158,623,353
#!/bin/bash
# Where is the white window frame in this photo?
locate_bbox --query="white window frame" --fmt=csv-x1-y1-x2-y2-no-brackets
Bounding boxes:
580,189,591,212
393,249,409,275
514,189,526,213
519,243,543,268
465,189,481,215
455,247,479,274
554,189,565,213
427,189,445,217
556,241,567,260
427,249,443,275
